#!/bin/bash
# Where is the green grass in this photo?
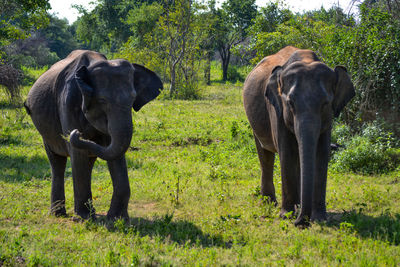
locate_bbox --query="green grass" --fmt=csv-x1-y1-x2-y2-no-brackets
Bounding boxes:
1,77,400,266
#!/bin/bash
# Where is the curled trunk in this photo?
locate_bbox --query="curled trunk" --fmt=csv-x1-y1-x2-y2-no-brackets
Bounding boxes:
70,112,133,161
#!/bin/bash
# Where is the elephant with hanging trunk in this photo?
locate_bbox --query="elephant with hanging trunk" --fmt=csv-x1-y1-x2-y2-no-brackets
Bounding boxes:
25,50,163,220
243,46,355,227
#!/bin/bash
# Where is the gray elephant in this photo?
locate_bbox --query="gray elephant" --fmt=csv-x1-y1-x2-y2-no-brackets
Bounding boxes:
24,50,163,220
243,46,354,226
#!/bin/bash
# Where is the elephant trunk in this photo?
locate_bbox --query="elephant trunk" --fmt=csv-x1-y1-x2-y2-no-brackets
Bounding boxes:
70,110,133,161
294,117,320,227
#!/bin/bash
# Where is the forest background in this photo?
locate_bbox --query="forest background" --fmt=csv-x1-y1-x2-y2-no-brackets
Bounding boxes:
1,0,400,265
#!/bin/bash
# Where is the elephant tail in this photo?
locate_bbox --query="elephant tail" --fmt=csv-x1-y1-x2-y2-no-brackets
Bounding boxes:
24,101,31,115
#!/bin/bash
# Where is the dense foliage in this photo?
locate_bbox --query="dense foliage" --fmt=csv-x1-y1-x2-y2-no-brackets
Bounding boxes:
0,0,50,46
331,121,400,174
249,1,400,127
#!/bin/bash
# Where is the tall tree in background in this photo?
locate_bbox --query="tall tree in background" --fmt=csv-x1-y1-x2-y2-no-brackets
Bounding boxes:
74,0,133,52
200,0,218,85
159,0,195,96
40,15,78,59
0,0,50,46
215,0,257,81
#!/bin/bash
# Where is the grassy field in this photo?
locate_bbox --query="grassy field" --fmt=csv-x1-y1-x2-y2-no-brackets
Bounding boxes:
1,70,400,266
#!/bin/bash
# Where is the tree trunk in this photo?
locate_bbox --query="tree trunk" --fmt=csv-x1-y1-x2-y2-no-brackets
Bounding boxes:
219,46,231,82
204,51,211,85
169,63,176,97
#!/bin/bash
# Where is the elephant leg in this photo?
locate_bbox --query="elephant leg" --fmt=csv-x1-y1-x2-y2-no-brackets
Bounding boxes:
107,155,130,220
254,136,276,204
70,150,96,219
311,130,330,222
278,135,300,218
45,144,67,216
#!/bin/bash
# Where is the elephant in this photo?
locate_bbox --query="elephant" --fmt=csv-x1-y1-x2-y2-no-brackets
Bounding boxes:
24,50,163,220
243,46,355,226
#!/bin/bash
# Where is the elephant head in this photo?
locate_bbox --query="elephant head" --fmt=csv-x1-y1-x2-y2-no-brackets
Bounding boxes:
265,58,354,225
69,60,163,161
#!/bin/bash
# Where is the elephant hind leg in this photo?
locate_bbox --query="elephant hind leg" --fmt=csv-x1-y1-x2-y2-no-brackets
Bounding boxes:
254,136,276,204
45,144,67,217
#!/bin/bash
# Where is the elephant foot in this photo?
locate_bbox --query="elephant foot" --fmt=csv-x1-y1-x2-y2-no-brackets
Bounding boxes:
75,211,96,220
311,211,327,223
259,195,277,206
107,209,129,222
294,215,311,228
50,206,67,217
50,200,67,217
75,204,96,220
279,208,296,219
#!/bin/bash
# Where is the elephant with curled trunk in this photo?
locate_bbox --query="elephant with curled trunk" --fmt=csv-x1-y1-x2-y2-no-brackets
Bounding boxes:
243,46,355,226
24,50,163,220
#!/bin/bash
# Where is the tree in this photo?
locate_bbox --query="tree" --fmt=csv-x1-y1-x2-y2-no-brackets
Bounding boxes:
214,0,257,81
0,0,50,102
39,15,78,59
119,0,208,98
74,0,133,52
0,0,50,46
158,0,202,97
74,0,164,53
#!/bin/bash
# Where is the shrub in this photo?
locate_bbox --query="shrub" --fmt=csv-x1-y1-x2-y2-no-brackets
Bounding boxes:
226,65,244,82
0,63,22,102
330,122,400,175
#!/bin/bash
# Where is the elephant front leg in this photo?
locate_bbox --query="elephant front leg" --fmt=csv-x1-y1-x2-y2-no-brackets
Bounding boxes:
107,155,130,221
45,145,67,217
311,130,330,222
70,150,97,219
278,134,300,218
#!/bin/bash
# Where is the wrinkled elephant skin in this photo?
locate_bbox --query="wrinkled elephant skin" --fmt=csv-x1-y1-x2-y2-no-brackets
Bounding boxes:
243,46,355,226
25,50,163,220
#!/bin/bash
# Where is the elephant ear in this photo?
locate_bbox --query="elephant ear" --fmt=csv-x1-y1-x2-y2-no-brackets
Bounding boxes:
132,64,163,112
265,66,283,116
75,65,94,113
333,66,355,117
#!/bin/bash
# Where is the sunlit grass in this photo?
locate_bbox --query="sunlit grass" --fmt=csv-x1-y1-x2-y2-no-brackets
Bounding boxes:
0,75,400,265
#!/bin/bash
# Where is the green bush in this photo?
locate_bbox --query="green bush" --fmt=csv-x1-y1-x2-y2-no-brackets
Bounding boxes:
226,65,244,82
330,122,400,175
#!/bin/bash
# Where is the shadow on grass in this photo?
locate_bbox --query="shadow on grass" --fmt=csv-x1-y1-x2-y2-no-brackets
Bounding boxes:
0,152,50,182
326,209,400,245
92,214,228,248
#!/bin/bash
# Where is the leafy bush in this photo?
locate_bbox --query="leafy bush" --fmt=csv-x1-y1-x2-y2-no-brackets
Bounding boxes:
173,80,201,100
331,122,400,175
226,65,244,82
